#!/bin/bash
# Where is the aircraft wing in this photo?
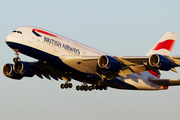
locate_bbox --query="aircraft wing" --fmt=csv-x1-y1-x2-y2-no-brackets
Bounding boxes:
169,56,180,66
117,56,180,66
30,55,180,81
117,55,180,75
149,79,180,86
59,55,180,79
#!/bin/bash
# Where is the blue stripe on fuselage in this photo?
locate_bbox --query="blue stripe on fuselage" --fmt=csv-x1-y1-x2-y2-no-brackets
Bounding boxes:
6,42,138,90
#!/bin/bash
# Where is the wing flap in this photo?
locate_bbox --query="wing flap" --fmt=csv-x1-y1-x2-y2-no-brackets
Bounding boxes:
169,56,180,66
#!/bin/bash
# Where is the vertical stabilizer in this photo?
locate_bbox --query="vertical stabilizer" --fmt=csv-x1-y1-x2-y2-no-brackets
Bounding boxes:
146,32,178,56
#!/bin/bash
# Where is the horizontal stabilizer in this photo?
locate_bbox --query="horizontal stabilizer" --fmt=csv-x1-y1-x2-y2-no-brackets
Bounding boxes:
150,79,180,86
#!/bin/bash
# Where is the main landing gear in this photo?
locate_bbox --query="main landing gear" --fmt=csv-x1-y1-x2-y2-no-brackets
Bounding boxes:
60,76,73,89
60,83,73,89
76,84,95,91
60,81,108,91
76,83,108,91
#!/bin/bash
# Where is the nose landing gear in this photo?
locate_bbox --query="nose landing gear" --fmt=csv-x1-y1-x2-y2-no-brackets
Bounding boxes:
13,49,21,63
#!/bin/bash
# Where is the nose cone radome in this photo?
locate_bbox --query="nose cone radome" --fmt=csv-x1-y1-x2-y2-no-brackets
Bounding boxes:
5,33,14,43
5,32,18,49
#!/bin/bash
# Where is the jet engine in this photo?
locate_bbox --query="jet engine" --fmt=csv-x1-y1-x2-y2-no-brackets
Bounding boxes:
149,54,173,71
3,63,23,79
98,55,121,71
13,61,36,77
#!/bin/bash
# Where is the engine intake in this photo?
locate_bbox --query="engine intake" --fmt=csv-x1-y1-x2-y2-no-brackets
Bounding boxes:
98,55,121,71
149,54,172,71
2,64,23,79
13,62,36,77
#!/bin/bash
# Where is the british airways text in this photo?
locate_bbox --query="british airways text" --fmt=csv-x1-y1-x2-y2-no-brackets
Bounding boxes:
62,44,80,55
44,37,61,48
44,37,80,55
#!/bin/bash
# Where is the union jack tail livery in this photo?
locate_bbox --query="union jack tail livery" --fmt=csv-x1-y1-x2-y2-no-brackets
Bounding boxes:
146,32,178,56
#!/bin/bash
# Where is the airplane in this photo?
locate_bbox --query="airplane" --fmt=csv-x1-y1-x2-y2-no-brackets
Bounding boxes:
3,26,180,91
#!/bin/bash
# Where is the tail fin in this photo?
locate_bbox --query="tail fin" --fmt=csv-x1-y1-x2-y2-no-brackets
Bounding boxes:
146,32,178,56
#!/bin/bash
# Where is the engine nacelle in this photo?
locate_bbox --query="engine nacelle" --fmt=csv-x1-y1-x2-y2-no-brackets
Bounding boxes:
13,61,36,77
2,64,23,79
98,55,121,71
149,54,172,71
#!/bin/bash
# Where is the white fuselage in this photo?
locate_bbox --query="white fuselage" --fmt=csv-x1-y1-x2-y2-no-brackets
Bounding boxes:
5,26,167,90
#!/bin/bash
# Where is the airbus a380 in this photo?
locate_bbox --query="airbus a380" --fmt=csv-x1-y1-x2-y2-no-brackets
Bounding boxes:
3,26,180,91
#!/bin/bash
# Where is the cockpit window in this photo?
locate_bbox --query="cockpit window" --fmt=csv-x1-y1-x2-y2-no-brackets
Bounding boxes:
13,31,22,34
17,31,22,34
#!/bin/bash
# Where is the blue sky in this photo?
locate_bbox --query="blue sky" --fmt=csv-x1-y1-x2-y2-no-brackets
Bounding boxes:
1,0,180,120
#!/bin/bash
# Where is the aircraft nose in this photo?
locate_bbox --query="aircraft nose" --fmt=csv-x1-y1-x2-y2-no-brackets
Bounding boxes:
5,33,14,43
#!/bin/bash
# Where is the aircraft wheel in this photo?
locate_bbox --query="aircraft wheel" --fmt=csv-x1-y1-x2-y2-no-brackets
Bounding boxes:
80,85,84,91
92,85,96,89
88,86,92,91
13,58,16,62
84,85,88,91
61,84,65,89
76,85,80,91
100,87,103,90
95,86,99,90
104,86,108,90
68,83,72,88
13,58,21,63
85,85,88,89
18,58,21,62
65,83,68,88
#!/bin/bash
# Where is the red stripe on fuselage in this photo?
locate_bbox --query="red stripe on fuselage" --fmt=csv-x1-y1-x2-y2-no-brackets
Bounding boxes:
153,39,175,52
148,70,160,79
32,29,57,37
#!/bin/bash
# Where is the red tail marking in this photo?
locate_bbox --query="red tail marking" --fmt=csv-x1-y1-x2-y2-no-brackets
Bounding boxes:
33,29,57,37
148,70,160,79
153,39,175,52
